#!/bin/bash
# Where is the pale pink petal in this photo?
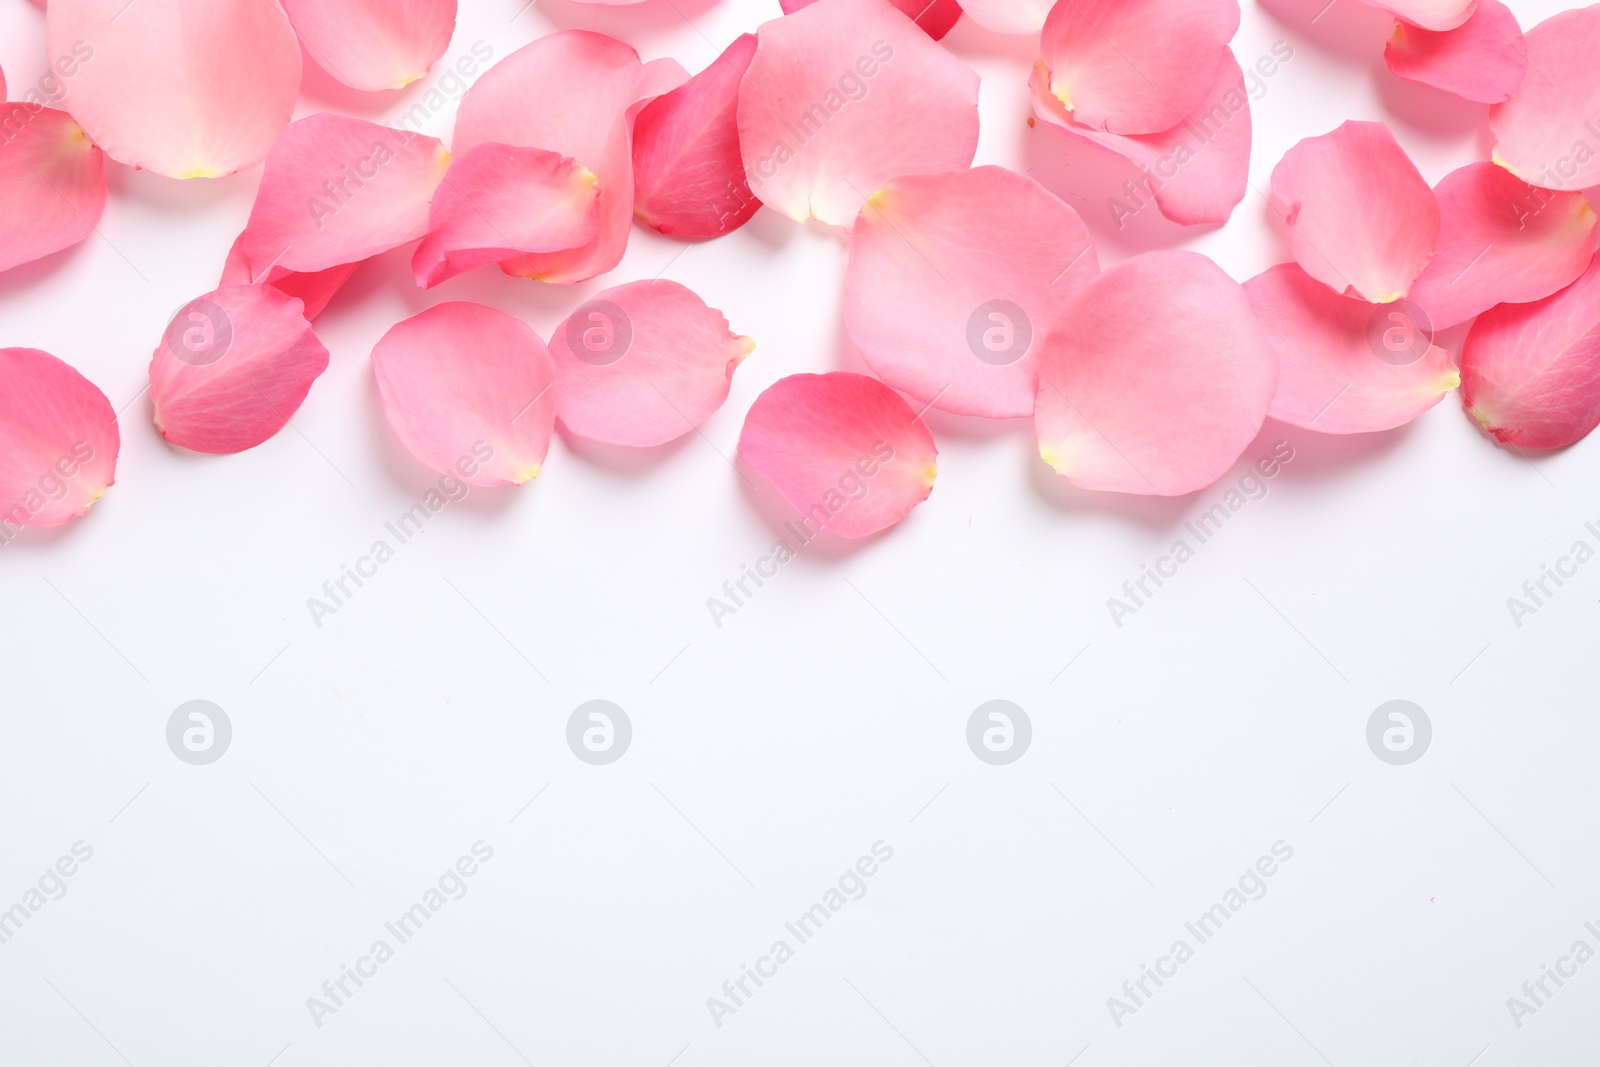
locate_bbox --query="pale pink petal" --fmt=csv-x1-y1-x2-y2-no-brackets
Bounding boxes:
780,0,962,38
1039,0,1239,135
412,143,602,289
1461,253,1600,449
738,372,937,539
1269,120,1440,303
1035,250,1276,496
954,0,1051,34
372,302,557,485
0,348,118,528
1029,51,1251,227
0,106,106,273
1245,263,1459,434
454,31,687,283
737,0,979,228
550,280,752,447
633,35,760,239
1363,0,1476,32
1384,0,1525,103
221,234,359,321
149,286,331,455
280,0,456,92
46,0,301,178
843,166,1098,420
1,63,7,101
1489,6,1600,192
1408,162,1599,330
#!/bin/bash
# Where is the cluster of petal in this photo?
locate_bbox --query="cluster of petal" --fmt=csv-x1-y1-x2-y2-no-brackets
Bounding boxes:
0,348,119,526
280,0,456,92
1384,0,1526,104
0,104,107,273
1489,6,1600,192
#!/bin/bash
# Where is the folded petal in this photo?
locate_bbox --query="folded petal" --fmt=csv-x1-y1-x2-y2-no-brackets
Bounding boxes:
1269,120,1440,303
0,348,118,527
1362,0,1476,31
633,34,760,239
46,0,301,178
149,286,331,454
1489,6,1600,192
737,0,980,228
550,280,752,447
844,166,1098,420
1408,162,1598,330
412,143,602,288
738,372,937,539
280,0,456,92
954,0,1052,34
454,30,687,283
1384,0,1526,103
1029,51,1251,228
221,234,360,321
1461,254,1600,449
372,302,557,485
1035,250,1276,496
0,105,106,273
780,0,962,37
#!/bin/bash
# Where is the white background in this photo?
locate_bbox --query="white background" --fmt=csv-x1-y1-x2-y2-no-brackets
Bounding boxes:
3,0,1598,1063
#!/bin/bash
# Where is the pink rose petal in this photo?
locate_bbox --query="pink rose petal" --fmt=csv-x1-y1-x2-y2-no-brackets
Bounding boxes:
780,0,962,38
738,372,937,539
0,348,118,529
1269,120,1441,303
221,234,360,321
1362,0,1477,32
1035,250,1276,496
550,280,752,447
0,105,106,273
1384,0,1526,104
954,0,1052,34
372,302,557,486
843,166,1099,420
737,0,980,228
47,0,301,178
280,0,456,92
1489,5,1600,192
149,286,331,455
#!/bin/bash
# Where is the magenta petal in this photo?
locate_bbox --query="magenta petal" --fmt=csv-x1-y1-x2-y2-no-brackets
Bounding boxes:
1384,0,1526,104
738,372,937,539
0,348,119,528
280,0,456,92
149,286,331,455
0,106,106,273
780,0,962,38
221,234,359,321
1489,6,1600,192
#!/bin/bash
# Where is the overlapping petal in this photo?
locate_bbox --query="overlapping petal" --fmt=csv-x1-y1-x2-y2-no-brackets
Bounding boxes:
280,0,456,92
955,0,1052,34
1362,0,1477,32
221,235,360,321
1384,0,1526,104
0,105,106,273
1489,5,1600,192
780,0,962,38
0,348,118,528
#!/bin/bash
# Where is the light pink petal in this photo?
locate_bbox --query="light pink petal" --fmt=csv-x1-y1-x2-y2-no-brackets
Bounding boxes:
149,286,331,455
221,234,359,321
1362,0,1476,31
372,302,557,486
280,0,456,92
550,280,752,447
1384,0,1526,103
954,0,1051,34
46,0,301,178
1039,0,1239,136
843,166,1098,420
1269,120,1441,303
1461,253,1600,449
633,34,760,239
412,143,602,289
454,31,687,283
1245,263,1459,434
239,114,449,277
1408,162,1599,330
1489,6,1600,192
0,106,106,273
738,372,937,539
737,0,979,228
1035,250,1276,496
780,0,962,38
0,348,118,528
1028,51,1251,227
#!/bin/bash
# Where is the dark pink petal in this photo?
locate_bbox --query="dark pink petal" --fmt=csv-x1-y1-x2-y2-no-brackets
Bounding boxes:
221,234,359,321
149,286,331,455
550,280,752,447
280,0,456,92
1384,0,1526,103
954,0,1051,34
1362,0,1476,31
633,35,760,239
0,348,118,528
1490,6,1600,192
372,302,557,485
1408,162,1599,330
1028,51,1251,227
46,0,301,178
738,372,937,539
0,106,106,273
454,31,686,283
1269,120,1440,303
412,143,602,289
737,0,979,227
1245,263,1459,434
1039,0,1239,135
780,0,962,38
1461,253,1600,449
844,166,1098,420
1035,250,1276,496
